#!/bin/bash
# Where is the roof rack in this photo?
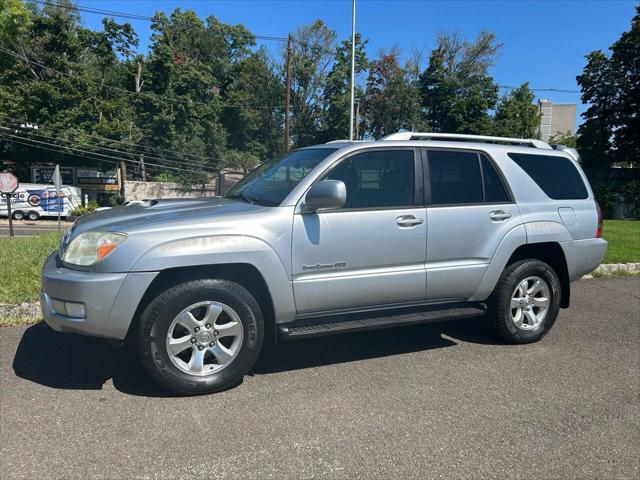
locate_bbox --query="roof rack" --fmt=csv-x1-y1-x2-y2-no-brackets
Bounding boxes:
380,132,551,149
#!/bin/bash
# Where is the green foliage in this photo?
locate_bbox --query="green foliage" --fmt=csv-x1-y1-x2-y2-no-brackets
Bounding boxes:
419,31,501,134
363,48,424,138
548,131,577,147
577,6,639,167
69,201,98,216
288,20,337,147
493,83,539,138
318,33,368,142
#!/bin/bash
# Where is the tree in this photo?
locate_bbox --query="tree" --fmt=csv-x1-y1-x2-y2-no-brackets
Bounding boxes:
577,6,639,167
493,83,539,138
288,20,336,147
419,31,500,134
363,48,424,138
317,33,368,142
548,131,577,148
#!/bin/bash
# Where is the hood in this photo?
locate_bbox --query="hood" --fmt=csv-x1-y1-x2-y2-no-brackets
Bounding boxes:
70,197,266,236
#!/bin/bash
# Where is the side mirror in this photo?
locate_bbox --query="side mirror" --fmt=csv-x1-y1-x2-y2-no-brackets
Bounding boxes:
303,180,346,212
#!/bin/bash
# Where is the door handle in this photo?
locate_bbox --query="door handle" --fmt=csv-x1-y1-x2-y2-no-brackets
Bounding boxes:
396,215,424,227
489,210,512,221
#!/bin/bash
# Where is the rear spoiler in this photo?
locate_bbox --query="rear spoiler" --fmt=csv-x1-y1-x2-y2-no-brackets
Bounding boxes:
551,144,580,162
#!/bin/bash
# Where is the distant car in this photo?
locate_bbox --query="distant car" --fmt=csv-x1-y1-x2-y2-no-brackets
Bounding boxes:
40,132,607,395
0,183,81,221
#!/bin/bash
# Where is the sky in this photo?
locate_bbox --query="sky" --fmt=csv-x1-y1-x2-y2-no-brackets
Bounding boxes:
78,0,638,126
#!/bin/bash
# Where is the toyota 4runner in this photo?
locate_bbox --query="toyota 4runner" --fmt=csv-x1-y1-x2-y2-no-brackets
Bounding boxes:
40,132,607,394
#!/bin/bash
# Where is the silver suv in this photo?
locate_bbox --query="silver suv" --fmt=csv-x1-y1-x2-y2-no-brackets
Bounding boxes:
40,132,607,394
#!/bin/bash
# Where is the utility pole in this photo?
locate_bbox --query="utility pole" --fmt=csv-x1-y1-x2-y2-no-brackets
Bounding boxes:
284,34,292,152
349,0,356,141
355,101,360,140
134,62,147,180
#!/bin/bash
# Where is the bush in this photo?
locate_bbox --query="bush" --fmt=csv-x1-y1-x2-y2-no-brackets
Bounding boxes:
69,201,99,217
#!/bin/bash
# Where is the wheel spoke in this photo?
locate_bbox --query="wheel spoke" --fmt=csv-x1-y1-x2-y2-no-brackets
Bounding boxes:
532,296,549,308
216,321,242,338
518,280,529,297
524,309,537,326
168,335,193,355
528,280,543,295
188,348,206,373
203,304,223,325
176,311,200,331
209,343,233,364
512,308,523,327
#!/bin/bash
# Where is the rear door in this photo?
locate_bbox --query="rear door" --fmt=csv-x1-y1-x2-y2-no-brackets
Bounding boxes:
292,148,427,314
423,149,522,300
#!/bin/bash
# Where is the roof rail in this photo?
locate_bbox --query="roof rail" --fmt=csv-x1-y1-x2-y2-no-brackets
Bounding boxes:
325,139,366,144
551,144,580,161
380,132,551,149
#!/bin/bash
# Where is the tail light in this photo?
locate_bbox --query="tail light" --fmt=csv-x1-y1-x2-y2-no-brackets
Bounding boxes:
595,201,603,238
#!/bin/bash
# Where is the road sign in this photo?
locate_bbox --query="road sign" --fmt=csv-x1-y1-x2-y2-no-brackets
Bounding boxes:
0,171,18,194
0,171,18,238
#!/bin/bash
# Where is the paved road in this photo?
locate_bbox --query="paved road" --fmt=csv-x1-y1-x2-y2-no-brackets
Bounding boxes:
0,220,72,238
1,277,638,479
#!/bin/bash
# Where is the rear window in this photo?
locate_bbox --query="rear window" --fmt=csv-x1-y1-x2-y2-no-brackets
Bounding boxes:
508,153,588,200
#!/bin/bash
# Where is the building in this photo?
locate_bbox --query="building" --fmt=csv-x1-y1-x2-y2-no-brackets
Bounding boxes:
538,99,576,142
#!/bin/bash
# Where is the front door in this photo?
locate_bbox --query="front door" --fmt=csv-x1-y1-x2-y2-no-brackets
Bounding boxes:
292,148,427,315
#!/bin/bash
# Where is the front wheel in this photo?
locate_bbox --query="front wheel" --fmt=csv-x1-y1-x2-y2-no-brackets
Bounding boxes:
137,278,264,395
488,259,561,344
12,211,24,220
26,211,40,221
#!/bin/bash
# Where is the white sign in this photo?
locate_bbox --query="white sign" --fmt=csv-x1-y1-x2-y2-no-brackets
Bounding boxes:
0,171,18,194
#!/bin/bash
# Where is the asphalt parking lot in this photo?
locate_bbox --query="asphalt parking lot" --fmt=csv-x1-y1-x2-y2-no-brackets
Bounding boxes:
1,276,638,479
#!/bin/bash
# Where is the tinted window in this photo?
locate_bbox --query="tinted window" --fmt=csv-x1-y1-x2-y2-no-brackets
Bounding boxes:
481,155,510,203
225,148,338,206
508,153,588,200
428,150,483,204
326,150,414,208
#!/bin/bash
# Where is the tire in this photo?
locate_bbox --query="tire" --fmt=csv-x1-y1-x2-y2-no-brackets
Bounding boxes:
26,211,40,221
12,211,24,220
488,259,561,344
137,278,264,395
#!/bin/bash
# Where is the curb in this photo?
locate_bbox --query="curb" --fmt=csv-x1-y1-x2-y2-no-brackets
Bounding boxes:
581,262,640,279
2,263,638,324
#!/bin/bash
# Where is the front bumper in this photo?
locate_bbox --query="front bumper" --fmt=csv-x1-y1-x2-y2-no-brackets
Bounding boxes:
561,237,608,281
40,252,157,340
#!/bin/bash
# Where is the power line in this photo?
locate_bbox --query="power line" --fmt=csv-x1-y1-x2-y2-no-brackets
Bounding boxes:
0,46,284,110
31,0,288,41
6,121,226,170
498,84,580,94
0,130,216,176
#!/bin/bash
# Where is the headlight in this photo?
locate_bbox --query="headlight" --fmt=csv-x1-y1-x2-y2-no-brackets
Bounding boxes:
63,232,127,266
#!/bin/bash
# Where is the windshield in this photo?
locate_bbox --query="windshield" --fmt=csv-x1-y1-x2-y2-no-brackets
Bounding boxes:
225,148,338,206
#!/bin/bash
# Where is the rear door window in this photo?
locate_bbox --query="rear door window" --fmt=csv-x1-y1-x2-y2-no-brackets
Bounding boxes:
481,155,510,203
508,153,588,200
427,150,483,204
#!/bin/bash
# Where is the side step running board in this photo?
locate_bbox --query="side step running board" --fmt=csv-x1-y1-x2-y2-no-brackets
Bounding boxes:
278,303,486,341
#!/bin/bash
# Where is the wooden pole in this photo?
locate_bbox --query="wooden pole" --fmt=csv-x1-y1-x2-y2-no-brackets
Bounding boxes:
284,34,292,152
6,194,13,238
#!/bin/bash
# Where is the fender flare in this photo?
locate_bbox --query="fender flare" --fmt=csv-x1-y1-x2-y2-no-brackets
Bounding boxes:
131,234,296,323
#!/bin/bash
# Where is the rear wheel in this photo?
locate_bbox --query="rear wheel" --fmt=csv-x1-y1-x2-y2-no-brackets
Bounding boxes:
137,278,264,395
12,211,24,220
26,211,40,221
489,259,561,344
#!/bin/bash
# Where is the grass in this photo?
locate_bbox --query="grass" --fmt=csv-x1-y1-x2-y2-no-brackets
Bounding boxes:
602,220,640,264
0,220,637,307
0,231,62,304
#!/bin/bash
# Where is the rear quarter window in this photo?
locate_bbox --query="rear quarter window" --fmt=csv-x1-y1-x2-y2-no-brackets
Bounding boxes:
508,153,588,200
